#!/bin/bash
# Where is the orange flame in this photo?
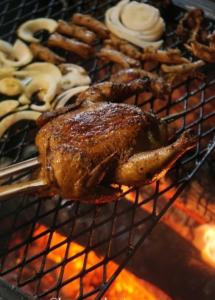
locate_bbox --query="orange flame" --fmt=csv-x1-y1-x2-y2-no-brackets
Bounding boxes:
33,225,171,300
193,224,215,269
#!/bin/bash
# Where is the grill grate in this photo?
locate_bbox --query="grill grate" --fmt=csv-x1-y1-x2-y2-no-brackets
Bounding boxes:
0,0,215,299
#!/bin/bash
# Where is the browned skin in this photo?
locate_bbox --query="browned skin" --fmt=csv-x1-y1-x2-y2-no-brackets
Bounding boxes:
29,43,65,64
110,68,170,97
37,79,149,127
97,47,140,68
185,41,215,63
36,80,195,203
71,13,109,39
47,33,94,59
36,102,195,202
104,34,141,60
141,48,189,65
176,8,204,42
57,20,96,44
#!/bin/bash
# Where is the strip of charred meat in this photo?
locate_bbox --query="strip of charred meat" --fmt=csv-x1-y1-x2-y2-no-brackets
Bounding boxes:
185,41,215,63
161,60,205,86
110,68,170,97
29,43,65,64
97,47,140,68
57,20,96,44
141,48,189,64
104,34,141,59
71,13,109,39
176,8,204,42
161,60,205,73
47,33,94,59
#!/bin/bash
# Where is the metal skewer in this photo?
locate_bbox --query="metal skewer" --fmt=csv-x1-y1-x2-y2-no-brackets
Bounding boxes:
0,178,47,200
0,157,40,180
0,157,43,201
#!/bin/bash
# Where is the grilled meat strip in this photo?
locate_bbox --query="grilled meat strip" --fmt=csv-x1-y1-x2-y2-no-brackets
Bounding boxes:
47,33,94,59
71,13,109,39
97,47,140,68
57,20,96,44
29,43,65,64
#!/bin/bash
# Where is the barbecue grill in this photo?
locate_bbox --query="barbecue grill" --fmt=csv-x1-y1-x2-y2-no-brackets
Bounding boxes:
0,0,215,299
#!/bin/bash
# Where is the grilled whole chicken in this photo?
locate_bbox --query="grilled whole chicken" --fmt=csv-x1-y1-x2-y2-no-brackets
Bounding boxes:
36,80,195,203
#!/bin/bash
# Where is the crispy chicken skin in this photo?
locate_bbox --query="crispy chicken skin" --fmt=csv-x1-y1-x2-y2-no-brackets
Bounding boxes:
29,43,65,64
47,33,94,59
97,47,140,68
37,79,149,126
36,81,195,203
71,13,109,39
57,20,96,44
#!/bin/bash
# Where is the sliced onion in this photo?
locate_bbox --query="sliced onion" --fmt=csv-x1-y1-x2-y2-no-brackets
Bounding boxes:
0,77,23,96
25,74,60,104
61,70,91,90
0,39,33,67
0,110,40,138
18,94,31,105
54,85,89,108
0,40,13,54
0,67,16,79
0,100,19,118
17,18,58,43
15,62,62,81
105,0,164,49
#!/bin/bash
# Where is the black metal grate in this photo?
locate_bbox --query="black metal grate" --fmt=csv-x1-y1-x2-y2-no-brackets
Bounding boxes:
0,0,215,299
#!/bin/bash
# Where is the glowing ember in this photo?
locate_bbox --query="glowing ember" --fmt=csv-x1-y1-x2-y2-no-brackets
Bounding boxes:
31,225,171,299
193,224,215,269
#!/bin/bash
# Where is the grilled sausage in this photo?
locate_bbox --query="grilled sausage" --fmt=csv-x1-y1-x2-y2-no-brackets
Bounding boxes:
47,33,94,59
57,20,96,44
71,13,109,39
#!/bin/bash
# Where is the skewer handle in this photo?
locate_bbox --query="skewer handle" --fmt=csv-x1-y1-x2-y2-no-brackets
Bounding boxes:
0,178,47,201
0,157,40,180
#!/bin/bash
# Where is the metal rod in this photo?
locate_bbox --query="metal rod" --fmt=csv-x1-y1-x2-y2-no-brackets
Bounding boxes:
0,157,40,180
0,178,47,201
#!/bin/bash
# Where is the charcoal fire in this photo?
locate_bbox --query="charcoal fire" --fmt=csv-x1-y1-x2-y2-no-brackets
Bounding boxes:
2,224,171,300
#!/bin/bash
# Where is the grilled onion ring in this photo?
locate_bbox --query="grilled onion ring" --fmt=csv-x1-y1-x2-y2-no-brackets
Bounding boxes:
105,0,165,49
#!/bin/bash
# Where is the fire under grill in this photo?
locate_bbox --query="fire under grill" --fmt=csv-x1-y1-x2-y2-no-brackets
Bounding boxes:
0,0,215,299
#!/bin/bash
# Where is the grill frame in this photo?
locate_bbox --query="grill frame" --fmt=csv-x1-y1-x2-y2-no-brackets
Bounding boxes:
0,0,215,299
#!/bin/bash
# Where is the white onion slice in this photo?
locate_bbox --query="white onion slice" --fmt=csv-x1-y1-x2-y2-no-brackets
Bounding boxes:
105,0,165,49
0,77,23,96
55,85,89,108
17,18,58,43
0,39,33,67
0,111,40,138
25,74,60,104
0,100,19,118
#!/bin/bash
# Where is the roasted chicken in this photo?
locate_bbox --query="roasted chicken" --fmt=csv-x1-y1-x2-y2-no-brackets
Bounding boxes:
36,80,195,203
